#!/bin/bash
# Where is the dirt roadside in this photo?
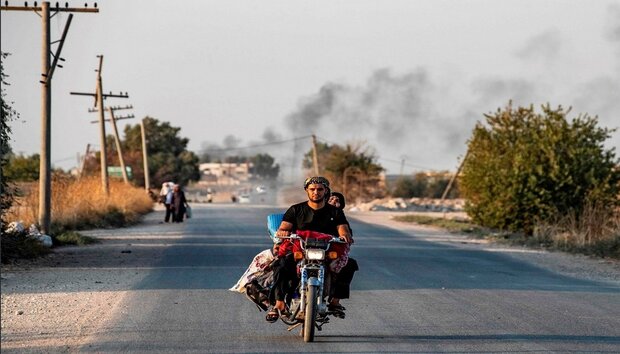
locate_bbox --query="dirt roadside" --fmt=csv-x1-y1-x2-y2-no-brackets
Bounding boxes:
0,210,166,353
1,210,619,352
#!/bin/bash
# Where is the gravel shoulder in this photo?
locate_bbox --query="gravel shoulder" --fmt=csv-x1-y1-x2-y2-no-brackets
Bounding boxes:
2,209,619,352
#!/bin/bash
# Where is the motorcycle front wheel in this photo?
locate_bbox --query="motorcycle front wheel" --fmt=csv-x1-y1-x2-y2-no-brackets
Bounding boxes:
303,284,318,342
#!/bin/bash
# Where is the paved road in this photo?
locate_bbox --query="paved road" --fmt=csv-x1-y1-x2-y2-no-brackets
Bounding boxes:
5,204,620,353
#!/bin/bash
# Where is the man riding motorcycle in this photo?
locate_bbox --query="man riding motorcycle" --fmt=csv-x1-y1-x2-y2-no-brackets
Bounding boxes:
268,176,352,322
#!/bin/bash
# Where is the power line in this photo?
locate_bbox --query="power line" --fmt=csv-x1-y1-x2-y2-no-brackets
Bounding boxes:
378,157,435,171
52,156,77,163
314,135,436,171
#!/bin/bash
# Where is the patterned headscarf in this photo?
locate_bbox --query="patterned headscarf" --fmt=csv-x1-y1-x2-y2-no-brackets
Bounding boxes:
303,176,330,190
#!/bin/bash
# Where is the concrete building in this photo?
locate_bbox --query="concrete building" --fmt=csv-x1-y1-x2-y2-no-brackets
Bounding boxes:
198,162,252,185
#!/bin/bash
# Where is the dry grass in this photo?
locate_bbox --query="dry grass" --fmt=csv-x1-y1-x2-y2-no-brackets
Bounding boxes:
393,203,620,260
6,175,153,234
533,202,620,259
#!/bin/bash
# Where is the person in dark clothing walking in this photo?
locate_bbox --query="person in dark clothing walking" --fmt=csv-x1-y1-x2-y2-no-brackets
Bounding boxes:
171,184,189,222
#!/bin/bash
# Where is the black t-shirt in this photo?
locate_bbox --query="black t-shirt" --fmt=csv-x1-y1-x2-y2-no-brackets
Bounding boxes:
282,201,348,236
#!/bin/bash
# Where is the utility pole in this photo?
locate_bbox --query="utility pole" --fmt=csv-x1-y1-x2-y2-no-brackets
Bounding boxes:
311,134,320,176
71,56,129,195
95,56,108,193
140,118,151,191
78,143,91,179
1,2,99,234
88,105,134,184
440,149,470,202
110,106,129,183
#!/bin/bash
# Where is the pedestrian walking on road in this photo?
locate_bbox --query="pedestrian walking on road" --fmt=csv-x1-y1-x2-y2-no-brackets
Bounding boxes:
160,182,175,223
171,184,189,222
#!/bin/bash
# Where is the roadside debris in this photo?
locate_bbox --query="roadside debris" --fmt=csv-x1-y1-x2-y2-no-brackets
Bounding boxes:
6,222,53,248
348,197,465,213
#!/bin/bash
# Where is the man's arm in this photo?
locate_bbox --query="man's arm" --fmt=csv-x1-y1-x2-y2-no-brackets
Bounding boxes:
337,224,352,244
275,221,294,238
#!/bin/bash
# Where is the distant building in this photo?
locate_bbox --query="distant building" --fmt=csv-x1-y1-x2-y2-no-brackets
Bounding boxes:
198,162,253,185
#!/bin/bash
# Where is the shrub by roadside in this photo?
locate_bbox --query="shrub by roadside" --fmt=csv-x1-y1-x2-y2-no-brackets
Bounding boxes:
54,231,98,246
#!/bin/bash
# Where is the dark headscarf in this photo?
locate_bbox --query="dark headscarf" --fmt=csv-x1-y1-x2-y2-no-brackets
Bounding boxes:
331,192,346,210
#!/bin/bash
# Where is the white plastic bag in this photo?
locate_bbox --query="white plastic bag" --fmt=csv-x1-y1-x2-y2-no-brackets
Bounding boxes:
229,249,274,293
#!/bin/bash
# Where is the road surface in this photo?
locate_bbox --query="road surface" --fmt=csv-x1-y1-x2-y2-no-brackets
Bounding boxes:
2,204,619,353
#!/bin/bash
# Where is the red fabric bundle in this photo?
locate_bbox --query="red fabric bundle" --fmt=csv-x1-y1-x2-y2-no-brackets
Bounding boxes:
277,230,347,258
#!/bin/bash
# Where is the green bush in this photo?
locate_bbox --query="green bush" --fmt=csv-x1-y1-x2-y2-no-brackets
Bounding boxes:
54,231,98,246
4,153,40,182
461,103,620,235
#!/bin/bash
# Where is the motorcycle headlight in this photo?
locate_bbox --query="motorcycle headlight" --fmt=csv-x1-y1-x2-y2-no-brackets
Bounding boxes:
306,249,325,260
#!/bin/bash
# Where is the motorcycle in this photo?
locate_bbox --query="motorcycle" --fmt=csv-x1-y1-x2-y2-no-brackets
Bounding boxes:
276,232,347,342
238,214,348,342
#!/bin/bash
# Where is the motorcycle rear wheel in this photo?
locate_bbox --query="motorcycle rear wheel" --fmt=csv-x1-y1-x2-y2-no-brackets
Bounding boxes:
303,284,318,342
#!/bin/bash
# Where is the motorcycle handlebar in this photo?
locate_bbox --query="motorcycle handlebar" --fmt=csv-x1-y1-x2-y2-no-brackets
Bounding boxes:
278,233,347,244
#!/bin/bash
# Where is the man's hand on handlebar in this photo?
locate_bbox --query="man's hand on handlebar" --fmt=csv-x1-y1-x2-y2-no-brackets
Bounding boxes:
339,234,353,244
276,229,292,238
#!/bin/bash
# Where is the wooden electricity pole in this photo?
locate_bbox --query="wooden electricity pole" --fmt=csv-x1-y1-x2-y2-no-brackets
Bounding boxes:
88,105,134,184
78,143,91,179
0,2,99,234
440,149,470,202
94,56,108,193
140,118,151,191
71,56,129,195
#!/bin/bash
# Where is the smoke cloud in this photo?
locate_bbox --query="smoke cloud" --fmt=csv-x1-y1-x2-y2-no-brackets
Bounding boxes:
515,29,563,64
283,20,619,174
202,12,619,176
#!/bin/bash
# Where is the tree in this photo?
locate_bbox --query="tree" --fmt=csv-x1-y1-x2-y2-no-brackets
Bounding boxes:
392,171,459,198
122,117,200,187
392,173,429,198
303,141,385,201
1,52,20,226
250,153,280,179
4,154,40,182
461,103,620,235
224,156,247,164
392,177,419,198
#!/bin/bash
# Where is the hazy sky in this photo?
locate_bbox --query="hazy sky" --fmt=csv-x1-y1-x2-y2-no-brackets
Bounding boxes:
2,0,619,176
